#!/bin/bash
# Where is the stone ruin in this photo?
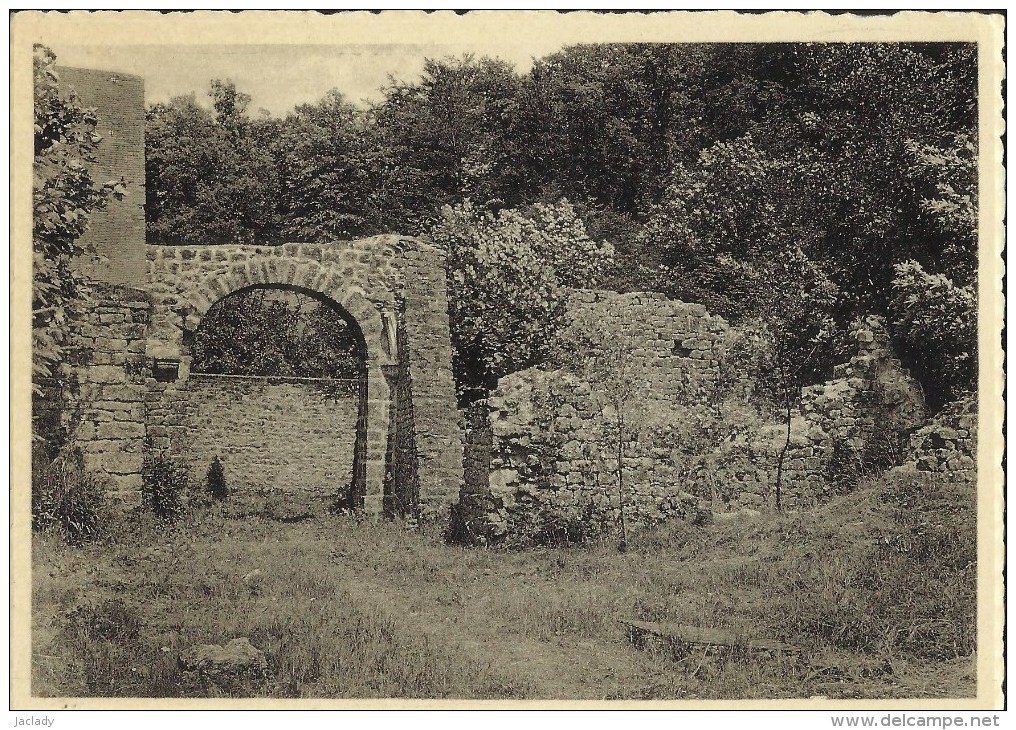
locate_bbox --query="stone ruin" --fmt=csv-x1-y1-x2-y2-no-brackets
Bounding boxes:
35,67,463,517
456,292,974,543
35,64,974,530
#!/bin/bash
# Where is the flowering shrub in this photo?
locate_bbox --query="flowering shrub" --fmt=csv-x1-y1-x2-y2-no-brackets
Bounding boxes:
431,199,613,393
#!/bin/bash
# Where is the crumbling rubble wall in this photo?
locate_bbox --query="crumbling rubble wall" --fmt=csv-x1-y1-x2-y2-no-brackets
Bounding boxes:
706,316,928,510
896,395,976,481
458,295,931,541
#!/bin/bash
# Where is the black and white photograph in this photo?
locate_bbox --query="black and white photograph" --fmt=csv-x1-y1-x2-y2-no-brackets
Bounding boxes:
10,9,1005,712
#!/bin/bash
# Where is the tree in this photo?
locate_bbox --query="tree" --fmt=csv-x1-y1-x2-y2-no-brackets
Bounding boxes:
190,289,361,379
373,55,528,225
429,199,614,395
641,133,842,380
889,131,977,407
33,44,125,399
146,80,282,244
640,43,977,405
274,90,382,240
789,43,976,321
137,42,978,411
890,261,975,407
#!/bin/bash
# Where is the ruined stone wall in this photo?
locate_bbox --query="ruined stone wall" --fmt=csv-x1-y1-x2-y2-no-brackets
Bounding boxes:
705,317,928,510
399,242,465,516
562,290,729,406
461,296,932,538
458,290,730,539
474,370,705,539
898,395,976,480
33,284,152,503
175,376,359,496
55,67,147,287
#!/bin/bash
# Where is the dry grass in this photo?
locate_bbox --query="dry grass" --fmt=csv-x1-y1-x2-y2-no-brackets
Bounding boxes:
31,470,976,700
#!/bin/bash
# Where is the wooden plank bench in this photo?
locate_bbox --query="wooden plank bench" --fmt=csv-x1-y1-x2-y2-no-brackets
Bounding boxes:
620,619,802,657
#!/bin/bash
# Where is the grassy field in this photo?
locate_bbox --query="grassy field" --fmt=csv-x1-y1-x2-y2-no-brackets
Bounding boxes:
31,470,976,701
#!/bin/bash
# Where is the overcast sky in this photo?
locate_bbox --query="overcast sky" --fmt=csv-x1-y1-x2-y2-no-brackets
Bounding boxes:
44,42,567,115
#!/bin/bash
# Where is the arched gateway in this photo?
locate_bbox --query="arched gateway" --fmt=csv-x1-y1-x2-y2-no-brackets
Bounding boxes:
39,67,464,519
142,238,464,516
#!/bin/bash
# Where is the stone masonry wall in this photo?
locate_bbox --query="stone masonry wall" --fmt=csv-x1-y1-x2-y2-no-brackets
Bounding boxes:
562,290,730,406
399,241,466,516
897,395,976,480
33,284,152,503
705,317,927,510
175,376,359,497
56,67,147,288
461,295,932,540
458,290,730,540
475,371,706,539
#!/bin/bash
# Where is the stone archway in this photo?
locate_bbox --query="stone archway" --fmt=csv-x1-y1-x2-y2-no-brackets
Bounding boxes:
185,283,380,512
185,283,391,515
140,238,465,517
34,68,464,519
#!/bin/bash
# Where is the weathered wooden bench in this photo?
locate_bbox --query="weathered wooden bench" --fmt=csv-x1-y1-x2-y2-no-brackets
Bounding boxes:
620,619,802,657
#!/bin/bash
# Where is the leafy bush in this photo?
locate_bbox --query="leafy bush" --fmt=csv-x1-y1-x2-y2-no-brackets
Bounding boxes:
206,456,228,501
890,260,976,408
448,487,618,550
430,198,614,394
141,448,189,523
32,447,110,545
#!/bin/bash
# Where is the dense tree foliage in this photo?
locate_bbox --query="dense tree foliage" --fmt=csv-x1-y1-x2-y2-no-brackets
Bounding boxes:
191,289,362,379
431,199,613,393
143,42,978,408
274,91,377,240
146,80,283,244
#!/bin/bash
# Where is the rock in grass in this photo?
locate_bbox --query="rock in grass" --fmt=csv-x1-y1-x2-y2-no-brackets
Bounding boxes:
242,568,266,595
179,638,268,695
242,569,265,584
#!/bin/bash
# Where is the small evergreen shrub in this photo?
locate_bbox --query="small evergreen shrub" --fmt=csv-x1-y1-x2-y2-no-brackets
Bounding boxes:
31,446,110,545
206,456,228,501
141,448,189,523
